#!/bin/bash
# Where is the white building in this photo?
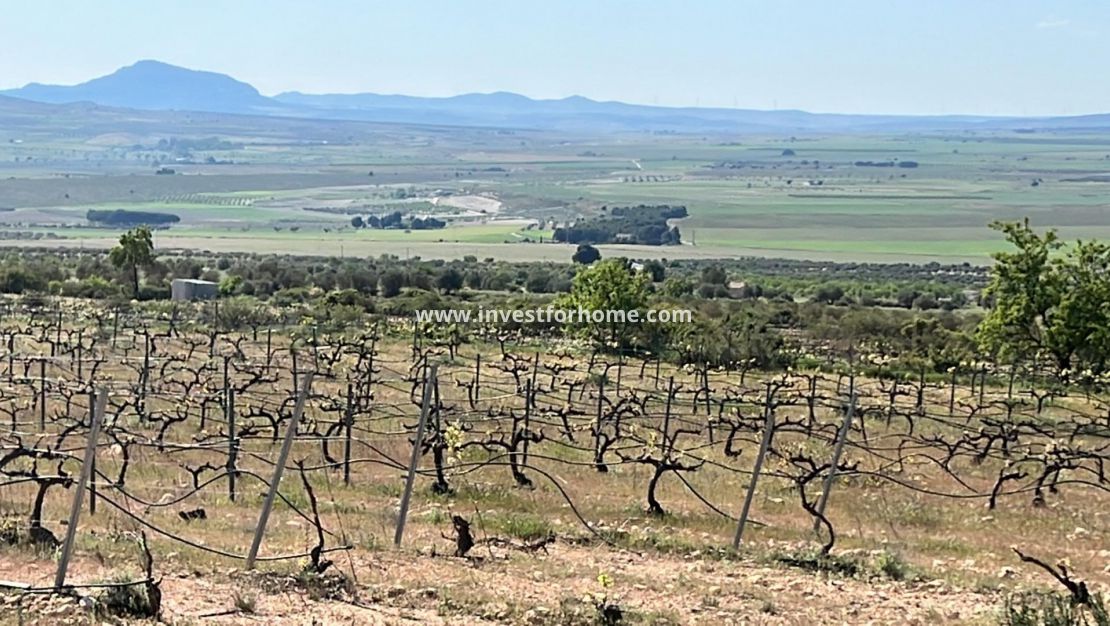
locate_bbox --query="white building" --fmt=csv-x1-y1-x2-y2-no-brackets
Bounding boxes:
171,278,218,301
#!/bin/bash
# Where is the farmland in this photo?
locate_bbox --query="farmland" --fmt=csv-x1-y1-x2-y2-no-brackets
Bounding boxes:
0,299,1107,624
2,75,1110,626
9,2,1110,621
2,100,1110,263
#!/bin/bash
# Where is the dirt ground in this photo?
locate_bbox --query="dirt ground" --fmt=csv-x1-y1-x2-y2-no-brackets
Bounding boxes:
0,539,1012,625
1,328,1107,625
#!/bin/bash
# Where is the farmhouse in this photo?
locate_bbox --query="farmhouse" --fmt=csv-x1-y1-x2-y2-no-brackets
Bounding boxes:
171,278,218,301
727,281,749,298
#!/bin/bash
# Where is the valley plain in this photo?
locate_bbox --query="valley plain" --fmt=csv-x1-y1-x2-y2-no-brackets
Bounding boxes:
3,94,1110,263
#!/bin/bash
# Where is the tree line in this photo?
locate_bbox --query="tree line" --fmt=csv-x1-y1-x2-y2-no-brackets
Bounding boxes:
553,205,685,245
11,219,1105,379
87,209,181,227
350,211,445,230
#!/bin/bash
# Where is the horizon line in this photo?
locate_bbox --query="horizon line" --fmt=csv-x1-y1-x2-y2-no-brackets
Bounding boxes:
0,58,1103,120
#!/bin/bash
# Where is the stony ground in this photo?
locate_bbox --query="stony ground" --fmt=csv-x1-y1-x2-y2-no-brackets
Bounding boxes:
0,539,1016,625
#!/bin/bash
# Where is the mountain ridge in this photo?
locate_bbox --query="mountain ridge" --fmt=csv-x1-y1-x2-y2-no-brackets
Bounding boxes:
4,60,274,114
4,60,1108,133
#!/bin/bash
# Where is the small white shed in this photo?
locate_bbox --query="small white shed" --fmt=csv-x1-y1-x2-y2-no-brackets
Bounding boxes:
171,278,218,301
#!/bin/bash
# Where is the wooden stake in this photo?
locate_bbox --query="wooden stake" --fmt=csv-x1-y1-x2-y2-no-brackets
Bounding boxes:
343,383,354,486
54,388,107,589
227,389,237,502
813,375,855,532
394,365,437,547
733,382,774,549
246,372,314,569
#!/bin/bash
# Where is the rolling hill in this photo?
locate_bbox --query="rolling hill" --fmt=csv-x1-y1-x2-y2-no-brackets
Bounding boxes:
5,60,1110,133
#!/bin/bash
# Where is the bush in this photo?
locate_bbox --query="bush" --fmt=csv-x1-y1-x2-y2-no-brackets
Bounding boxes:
0,267,47,294
58,277,119,298
912,294,939,310
814,284,845,305
495,514,554,542
696,283,729,299
271,287,313,306
874,550,913,581
774,547,863,577
1003,592,1108,626
323,288,369,309
136,284,170,301
98,577,159,619
436,268,464,294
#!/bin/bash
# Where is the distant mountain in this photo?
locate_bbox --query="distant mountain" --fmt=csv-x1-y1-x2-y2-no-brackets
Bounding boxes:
0,94,397,146
273,89,1009,132
5,60,1110,133
1,60,272,114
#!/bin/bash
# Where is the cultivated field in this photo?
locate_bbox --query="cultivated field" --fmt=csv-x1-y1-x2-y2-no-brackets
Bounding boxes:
3,103,1110,263
0,300,1107,624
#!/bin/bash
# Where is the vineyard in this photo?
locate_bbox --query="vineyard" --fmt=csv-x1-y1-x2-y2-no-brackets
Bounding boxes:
0,299,1108,624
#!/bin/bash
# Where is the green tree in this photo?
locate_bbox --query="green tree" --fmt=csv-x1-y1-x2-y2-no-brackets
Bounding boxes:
380,270,406,298
672,312,788,370
525,270,552,293
1046,238,1110,372
218,274,243,296
701,265,728,285
977,220,1061,365
558,259,649,347
572,244,601,265
435,268,464,294
108,226,155,296
660,276,695,298
900,316,973,372
642,260,665,282
814,284,845,305
0,266,47,294
977,219,1110,372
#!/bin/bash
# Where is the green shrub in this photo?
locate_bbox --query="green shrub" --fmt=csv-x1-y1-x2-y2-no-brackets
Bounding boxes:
773,547,863,577
496,514,553,542
1002,592,1108,626
874,550,913,581
98,576,158,619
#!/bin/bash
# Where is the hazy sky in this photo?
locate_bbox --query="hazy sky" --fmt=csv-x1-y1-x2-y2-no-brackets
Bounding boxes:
2,0,1106,115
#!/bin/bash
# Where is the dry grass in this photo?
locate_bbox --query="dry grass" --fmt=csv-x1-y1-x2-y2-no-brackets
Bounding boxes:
0,321,1106,624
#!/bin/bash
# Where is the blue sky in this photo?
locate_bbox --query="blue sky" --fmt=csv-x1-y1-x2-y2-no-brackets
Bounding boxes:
1,0,1106,115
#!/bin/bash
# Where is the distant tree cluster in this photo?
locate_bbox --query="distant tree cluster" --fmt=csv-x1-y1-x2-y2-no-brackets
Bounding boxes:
553,204,685,246
853,160,919,168
87,209,181,227
350,211,446,230
0,235,986,316
152,136,240,155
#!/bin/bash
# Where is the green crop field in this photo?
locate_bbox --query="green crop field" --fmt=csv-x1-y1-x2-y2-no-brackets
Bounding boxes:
2,110,1108,263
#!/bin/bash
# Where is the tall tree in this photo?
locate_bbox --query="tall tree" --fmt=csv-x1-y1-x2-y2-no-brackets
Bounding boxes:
977,219,1110,372
1046,238,1110,372
977,219,1060,364
108,226,155,296
558,259,649,347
